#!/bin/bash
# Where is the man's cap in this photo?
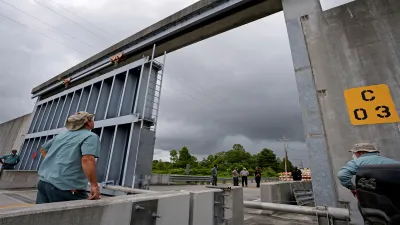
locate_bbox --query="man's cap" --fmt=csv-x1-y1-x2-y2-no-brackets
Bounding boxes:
243,168,246,170
65,111,95,131
349,143,379,153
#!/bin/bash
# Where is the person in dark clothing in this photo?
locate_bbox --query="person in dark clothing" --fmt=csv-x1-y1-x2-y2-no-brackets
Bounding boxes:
211,164,218,186
254,167,261,188
292,167,302,181
240,168,249,187
0,150,20,175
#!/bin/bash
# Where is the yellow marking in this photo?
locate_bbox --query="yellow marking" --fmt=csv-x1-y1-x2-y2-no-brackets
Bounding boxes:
0,204,34,209
344,84,400,125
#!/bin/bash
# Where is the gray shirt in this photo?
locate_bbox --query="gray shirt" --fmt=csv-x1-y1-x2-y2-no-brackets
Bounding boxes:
212,167,217,176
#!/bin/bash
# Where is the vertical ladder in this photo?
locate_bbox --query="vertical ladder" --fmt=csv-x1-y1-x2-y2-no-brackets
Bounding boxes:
133,44,166,188
143,61,165,132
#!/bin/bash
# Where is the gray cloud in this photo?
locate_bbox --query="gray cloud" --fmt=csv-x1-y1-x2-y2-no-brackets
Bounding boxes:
0,0,308,165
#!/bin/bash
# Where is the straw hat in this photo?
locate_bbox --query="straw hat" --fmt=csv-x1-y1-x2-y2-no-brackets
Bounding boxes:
349,143,379,153
65,111,94,131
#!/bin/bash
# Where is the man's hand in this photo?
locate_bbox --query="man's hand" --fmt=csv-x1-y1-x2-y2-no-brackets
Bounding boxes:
40,148,47,158
351,189,357,197
88,184,101,200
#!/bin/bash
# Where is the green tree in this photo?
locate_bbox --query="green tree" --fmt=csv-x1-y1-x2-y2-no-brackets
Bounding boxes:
225,145,251,165
257,148,279,171
232,144,245,151
152,144,282,178
170,149,178,164
176,146,197,168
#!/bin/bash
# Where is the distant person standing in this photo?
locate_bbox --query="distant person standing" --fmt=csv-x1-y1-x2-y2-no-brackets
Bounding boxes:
240,168,249,187
254,167,261,188
0,150,20,175
232,168,239,186
212,164,218,186
292,167,302,181
36,112,101,204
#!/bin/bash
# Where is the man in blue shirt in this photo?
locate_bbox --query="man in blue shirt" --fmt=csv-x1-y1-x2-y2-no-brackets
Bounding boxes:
36,111,101,204
337,143,400,224
0,149,20,175
337,143,400,194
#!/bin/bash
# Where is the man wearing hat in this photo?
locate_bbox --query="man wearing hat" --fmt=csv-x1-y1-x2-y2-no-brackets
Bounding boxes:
337,143,400,194
36,112,101,204
338,143,400,224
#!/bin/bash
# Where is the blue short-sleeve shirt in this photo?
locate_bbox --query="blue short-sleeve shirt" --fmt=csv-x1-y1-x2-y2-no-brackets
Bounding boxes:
38,129,100,190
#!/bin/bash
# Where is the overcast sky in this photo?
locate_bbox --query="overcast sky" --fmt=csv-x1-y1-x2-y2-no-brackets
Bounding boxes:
0,0,309,166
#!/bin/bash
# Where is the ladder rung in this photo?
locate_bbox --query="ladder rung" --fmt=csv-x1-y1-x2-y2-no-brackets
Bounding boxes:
147,93,159,99
148,87,160,92
146,100,160,106
149,81,162,87
145,105,158,111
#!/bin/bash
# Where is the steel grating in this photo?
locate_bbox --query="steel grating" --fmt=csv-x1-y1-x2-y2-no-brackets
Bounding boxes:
293,189,315,207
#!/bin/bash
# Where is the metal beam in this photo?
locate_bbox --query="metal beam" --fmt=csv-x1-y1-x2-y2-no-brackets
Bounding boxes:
32,0,282,97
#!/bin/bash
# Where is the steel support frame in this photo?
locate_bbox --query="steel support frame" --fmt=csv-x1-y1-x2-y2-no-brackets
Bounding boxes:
282,0,338,208
31,0,258,99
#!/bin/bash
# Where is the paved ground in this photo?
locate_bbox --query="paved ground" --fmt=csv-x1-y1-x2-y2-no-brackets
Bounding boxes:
0,184,317,225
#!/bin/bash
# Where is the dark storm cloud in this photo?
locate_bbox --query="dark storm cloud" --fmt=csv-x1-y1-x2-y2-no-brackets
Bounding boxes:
0,0,308,164
155,12,306,159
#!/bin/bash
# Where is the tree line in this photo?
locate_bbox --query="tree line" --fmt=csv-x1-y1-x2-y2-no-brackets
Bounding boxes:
152,144,295,177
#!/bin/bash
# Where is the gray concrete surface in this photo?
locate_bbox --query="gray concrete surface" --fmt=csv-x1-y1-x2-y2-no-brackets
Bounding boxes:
0,114,31,157
0,191,191,225
0,170,38,189
283,0,400,224
0,184,318,225
260,181,312,204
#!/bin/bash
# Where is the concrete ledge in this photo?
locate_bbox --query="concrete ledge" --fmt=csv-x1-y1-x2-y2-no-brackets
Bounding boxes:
260,181,312,204
0,170,38,189
150,174,171,185
189,189,222,225
0,191,191,225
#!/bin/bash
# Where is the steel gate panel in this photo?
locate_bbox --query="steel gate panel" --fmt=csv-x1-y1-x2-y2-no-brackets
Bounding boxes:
19,54,165,189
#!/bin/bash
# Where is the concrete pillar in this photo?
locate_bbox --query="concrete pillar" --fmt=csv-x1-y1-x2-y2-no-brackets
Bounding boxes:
283,0,400,224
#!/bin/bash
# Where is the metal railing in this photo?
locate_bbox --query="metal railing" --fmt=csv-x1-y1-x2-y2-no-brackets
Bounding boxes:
243,201,350,221
170,175,212,183
168,175,279,184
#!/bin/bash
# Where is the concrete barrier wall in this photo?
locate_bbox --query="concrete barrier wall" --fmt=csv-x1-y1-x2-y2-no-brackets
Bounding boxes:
0,114,31,157
189,189,222,225
0,187,242,225
150,174,170,185
0,170,38,189
260,181,312,204
224,186,244,225
0,192,191,225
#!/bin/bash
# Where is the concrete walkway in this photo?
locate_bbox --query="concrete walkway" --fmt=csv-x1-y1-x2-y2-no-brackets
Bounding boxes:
0,186,318,225
0,189,36,210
